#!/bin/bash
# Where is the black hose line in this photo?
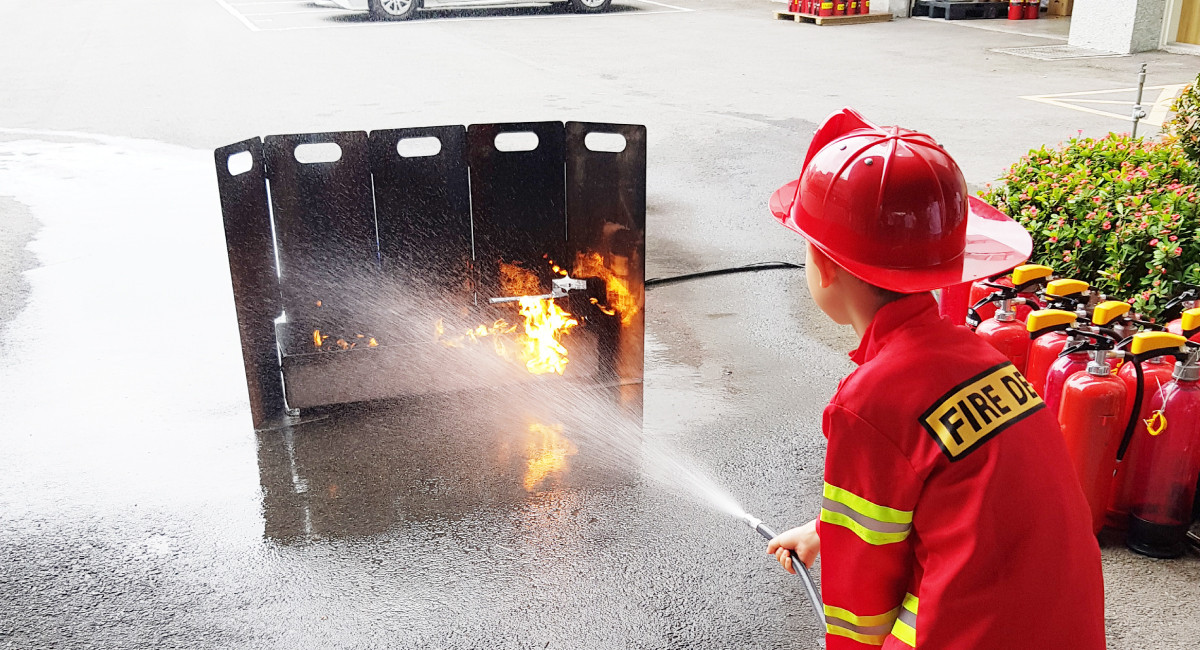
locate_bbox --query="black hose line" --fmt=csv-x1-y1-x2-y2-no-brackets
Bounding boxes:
645,262,804,288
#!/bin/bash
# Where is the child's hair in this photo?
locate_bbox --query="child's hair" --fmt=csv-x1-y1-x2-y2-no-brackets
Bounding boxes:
850,272,912,305
871,285,913,305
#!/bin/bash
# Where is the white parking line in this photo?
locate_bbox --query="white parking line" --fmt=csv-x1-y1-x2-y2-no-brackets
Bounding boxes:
1021,84,1185,125
214,0,691,31
634,0,690,10
213,0,263,31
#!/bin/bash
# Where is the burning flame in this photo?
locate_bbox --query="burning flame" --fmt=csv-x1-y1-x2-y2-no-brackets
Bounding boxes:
436,261,579,374
310,300,378,352
435,301,576,374
573,252,639,325
518,297,578,375
312,329,378,351
523,421,576,491
500,261,542,297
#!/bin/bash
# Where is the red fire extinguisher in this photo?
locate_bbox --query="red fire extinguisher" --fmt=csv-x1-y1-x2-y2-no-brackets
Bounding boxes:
1168,306,1200,342
1116,335,1178,424
1042,304,1126,413
966,264,1052,330
1024,0,1040,19
1161,283,1200,336
1126,343,1200,558
975,288,1033,373
1106,332,1189,529
1008,0,1025,19
1058,331,1126,534
1042,330,1094,416
834,0,846,15
847,0,859,13
1043,278,1092,314
818,0,834,16
860,0,869,13
1026,309,1079,398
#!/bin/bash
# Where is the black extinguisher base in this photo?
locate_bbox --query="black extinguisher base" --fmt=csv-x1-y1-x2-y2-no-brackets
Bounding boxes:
1127,515,1188,559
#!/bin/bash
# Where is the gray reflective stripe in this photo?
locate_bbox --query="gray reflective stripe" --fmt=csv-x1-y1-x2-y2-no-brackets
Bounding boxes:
897,606,917,629
821,497,913,534
826,615,895,637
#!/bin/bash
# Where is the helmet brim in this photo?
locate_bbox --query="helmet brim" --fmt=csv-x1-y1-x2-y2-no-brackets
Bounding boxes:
769,179,1032,294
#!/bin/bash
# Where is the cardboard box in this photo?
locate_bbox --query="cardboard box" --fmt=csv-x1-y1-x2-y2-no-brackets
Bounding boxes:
1048,0,1072,16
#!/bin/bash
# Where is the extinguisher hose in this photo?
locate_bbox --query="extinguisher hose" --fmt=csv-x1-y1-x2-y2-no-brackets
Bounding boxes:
1130,319,1165,331
1116,350,1145,461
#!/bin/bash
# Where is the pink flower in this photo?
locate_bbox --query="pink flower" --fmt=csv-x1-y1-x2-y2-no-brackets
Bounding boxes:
1175,247,1183,256
1049,235,1059,243
1150,238,1160,247
1170,235,1178,242
1102,221,1112,230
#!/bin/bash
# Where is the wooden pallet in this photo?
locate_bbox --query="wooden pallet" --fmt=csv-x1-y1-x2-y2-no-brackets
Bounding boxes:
773,10,894,25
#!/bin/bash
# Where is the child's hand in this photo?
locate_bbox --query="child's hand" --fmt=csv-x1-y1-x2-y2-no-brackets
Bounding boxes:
766,519,819,575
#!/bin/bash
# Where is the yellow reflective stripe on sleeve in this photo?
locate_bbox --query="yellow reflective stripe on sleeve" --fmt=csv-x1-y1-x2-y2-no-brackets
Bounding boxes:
820,509,911,545
824,604,898,646
890,593,918,648
823,604,899,628
823,483,914,525
891,619,916,647
828,625,889,646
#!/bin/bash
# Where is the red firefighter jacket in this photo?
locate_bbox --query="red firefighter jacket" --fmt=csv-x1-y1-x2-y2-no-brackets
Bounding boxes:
818,293,1106,649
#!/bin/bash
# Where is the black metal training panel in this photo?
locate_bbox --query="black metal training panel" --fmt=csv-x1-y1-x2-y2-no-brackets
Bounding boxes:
215,121,647,429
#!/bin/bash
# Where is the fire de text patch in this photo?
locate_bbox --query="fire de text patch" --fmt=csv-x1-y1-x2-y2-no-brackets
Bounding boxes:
919,362,1044,461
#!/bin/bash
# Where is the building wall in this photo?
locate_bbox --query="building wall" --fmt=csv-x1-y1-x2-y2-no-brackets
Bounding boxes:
1068,0,1168,53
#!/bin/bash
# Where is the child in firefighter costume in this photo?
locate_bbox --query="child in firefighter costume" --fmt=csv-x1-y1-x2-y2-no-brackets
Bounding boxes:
765,108,1106,649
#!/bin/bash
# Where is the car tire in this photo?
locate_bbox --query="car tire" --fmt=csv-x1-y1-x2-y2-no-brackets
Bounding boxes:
568,0,612,13
369,0,419,20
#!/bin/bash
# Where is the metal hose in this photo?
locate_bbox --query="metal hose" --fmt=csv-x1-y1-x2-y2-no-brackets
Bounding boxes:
743,514,825,627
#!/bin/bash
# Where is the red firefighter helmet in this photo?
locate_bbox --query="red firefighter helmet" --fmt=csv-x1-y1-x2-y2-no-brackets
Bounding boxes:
769,108,1032,293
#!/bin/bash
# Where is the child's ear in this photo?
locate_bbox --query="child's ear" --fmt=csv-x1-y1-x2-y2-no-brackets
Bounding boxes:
807,243,839,289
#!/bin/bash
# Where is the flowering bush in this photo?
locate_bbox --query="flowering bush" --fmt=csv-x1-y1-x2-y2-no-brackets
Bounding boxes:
1164,73,1200,165
979,133,1200,319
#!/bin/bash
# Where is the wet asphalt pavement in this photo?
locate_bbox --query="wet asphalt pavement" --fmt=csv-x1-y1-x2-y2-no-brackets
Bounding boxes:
0,133,845,648
3,0,1200,648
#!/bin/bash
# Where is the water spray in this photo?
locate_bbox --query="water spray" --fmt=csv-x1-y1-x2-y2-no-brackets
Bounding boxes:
742,513,825,627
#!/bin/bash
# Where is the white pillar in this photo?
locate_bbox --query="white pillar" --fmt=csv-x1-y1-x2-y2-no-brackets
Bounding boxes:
1068,0,1168,53
889,0,912,17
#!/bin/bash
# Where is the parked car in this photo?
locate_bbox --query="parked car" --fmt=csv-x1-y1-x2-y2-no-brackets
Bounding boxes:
326,0,613,20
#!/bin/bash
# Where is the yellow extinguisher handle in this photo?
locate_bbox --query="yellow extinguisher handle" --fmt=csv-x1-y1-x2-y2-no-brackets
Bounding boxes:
1130,332,1187,356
